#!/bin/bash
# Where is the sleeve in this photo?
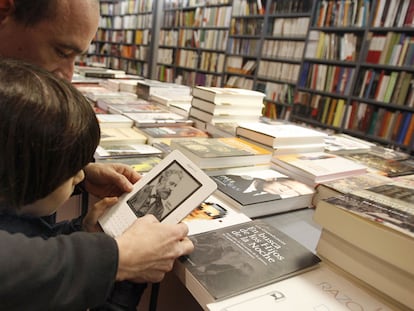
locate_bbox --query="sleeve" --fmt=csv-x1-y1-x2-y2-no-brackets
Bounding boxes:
0,230,118,311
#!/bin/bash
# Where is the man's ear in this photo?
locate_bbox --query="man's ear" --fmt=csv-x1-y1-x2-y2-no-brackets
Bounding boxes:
0,0,14,24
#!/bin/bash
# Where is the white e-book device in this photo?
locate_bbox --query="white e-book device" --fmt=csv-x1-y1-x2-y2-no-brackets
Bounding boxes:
99,150,217,237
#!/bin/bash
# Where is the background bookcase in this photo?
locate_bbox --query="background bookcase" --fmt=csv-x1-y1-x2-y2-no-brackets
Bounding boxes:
85,0,414,153
87,0,155,77
291,0,414,154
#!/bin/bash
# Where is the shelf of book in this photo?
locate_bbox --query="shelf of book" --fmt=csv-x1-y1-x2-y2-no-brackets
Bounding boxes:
291,0,414,154
87,0,154,77
156,0,232,87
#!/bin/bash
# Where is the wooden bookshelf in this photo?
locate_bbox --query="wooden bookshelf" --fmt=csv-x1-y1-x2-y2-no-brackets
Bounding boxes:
291,0,414,154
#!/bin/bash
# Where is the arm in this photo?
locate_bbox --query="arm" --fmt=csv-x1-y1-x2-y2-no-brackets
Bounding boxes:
0,231,117,311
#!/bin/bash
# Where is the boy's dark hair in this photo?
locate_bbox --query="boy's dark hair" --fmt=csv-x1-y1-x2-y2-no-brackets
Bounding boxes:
12,0,58,26
0,59,100,209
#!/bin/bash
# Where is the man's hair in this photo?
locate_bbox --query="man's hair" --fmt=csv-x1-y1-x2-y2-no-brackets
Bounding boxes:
0,59,100,209
12,0,58,26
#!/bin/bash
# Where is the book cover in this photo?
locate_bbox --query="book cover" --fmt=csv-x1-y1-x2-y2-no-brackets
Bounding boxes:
176,220,320,306
316,230,414,311
106,102,168,115
271,152,367,185
124,112,193,127
207,263,396,311
192,86,265,106
94,143,162,159
211,168,314,218
235,122,327,148
96,156,162,173
181,194,251,236
100,127,147,145
135,125,209,145
343,151,414,177
170,137,272,169
96,113,134,128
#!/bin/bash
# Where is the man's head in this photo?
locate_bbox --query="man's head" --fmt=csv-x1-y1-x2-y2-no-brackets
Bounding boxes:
0,0,99,80
156,169,184,200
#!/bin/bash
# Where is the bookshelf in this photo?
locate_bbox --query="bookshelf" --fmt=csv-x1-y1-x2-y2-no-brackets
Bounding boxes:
156,0,232,87
225,0,314,120
292,0,414,154
87,0,154,77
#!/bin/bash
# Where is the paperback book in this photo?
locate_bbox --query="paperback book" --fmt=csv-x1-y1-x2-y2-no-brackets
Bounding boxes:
135,125,209,145
235,122,327,148
94,143,162,159
210,168,314,218
175,220,321,307
192,86,265,106
271,152,367,186
170,137,272,169
124,112,193,127
96,113,134,128
181,194,251,236
100,127,147,145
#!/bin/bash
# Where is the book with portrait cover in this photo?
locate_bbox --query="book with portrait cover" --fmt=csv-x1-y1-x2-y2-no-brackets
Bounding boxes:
170,137,272,169
175,220,320,307
210,168,314,218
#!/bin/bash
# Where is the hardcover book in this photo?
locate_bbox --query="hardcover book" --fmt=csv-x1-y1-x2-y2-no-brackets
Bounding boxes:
271,152,367,186
175,220,321,307
170,137,272,169
210,168,314,218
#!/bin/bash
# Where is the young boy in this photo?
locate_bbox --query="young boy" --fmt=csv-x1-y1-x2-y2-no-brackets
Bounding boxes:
0,59,145,310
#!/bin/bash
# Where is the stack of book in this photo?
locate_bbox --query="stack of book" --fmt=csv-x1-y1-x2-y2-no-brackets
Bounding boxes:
188,86,265,132
313,180,414,310
235,122,327,154
271,152,367,187
136,79,191,100
150,93,193,117
209,167,315,218
170,137,272,170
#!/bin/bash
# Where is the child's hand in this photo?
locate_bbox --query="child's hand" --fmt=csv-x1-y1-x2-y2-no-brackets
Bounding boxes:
82,197,118,232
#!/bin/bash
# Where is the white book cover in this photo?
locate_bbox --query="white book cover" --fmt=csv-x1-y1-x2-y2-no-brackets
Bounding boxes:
207,263,396,311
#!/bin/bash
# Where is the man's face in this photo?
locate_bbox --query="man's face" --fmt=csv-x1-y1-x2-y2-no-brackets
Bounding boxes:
1,0,99,81
156,173,181,200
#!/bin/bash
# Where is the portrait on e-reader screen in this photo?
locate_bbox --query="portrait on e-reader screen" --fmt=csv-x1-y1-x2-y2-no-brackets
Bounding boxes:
126,161,202,221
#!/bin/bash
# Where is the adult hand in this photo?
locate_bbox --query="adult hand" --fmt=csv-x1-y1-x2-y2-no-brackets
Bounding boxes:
115,215,194,283
83,162,141,198
82,197,118,233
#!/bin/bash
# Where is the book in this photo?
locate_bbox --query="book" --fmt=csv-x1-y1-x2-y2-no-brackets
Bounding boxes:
175,220,321,307
134,125,209,145
107,102,168,115
192,86,265,107
235,122,327,148
271,152,367,186
324,133,375,154
342,151,414,177
312,172,393,206
94,143,162,159
95,113,134,128
96,156,162,173
99,150,217,237
313,182,414,275
191,96,263,116
317,229,414,310
124,112,193,127
100,127,147,145
210,168,314,218
181,194,251,236
136,79,191,100
150,93,193,107
207,263,397,311
170,137,273,169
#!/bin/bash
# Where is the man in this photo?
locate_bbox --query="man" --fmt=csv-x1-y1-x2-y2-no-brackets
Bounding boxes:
0,1,194,310
127,169,184,220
